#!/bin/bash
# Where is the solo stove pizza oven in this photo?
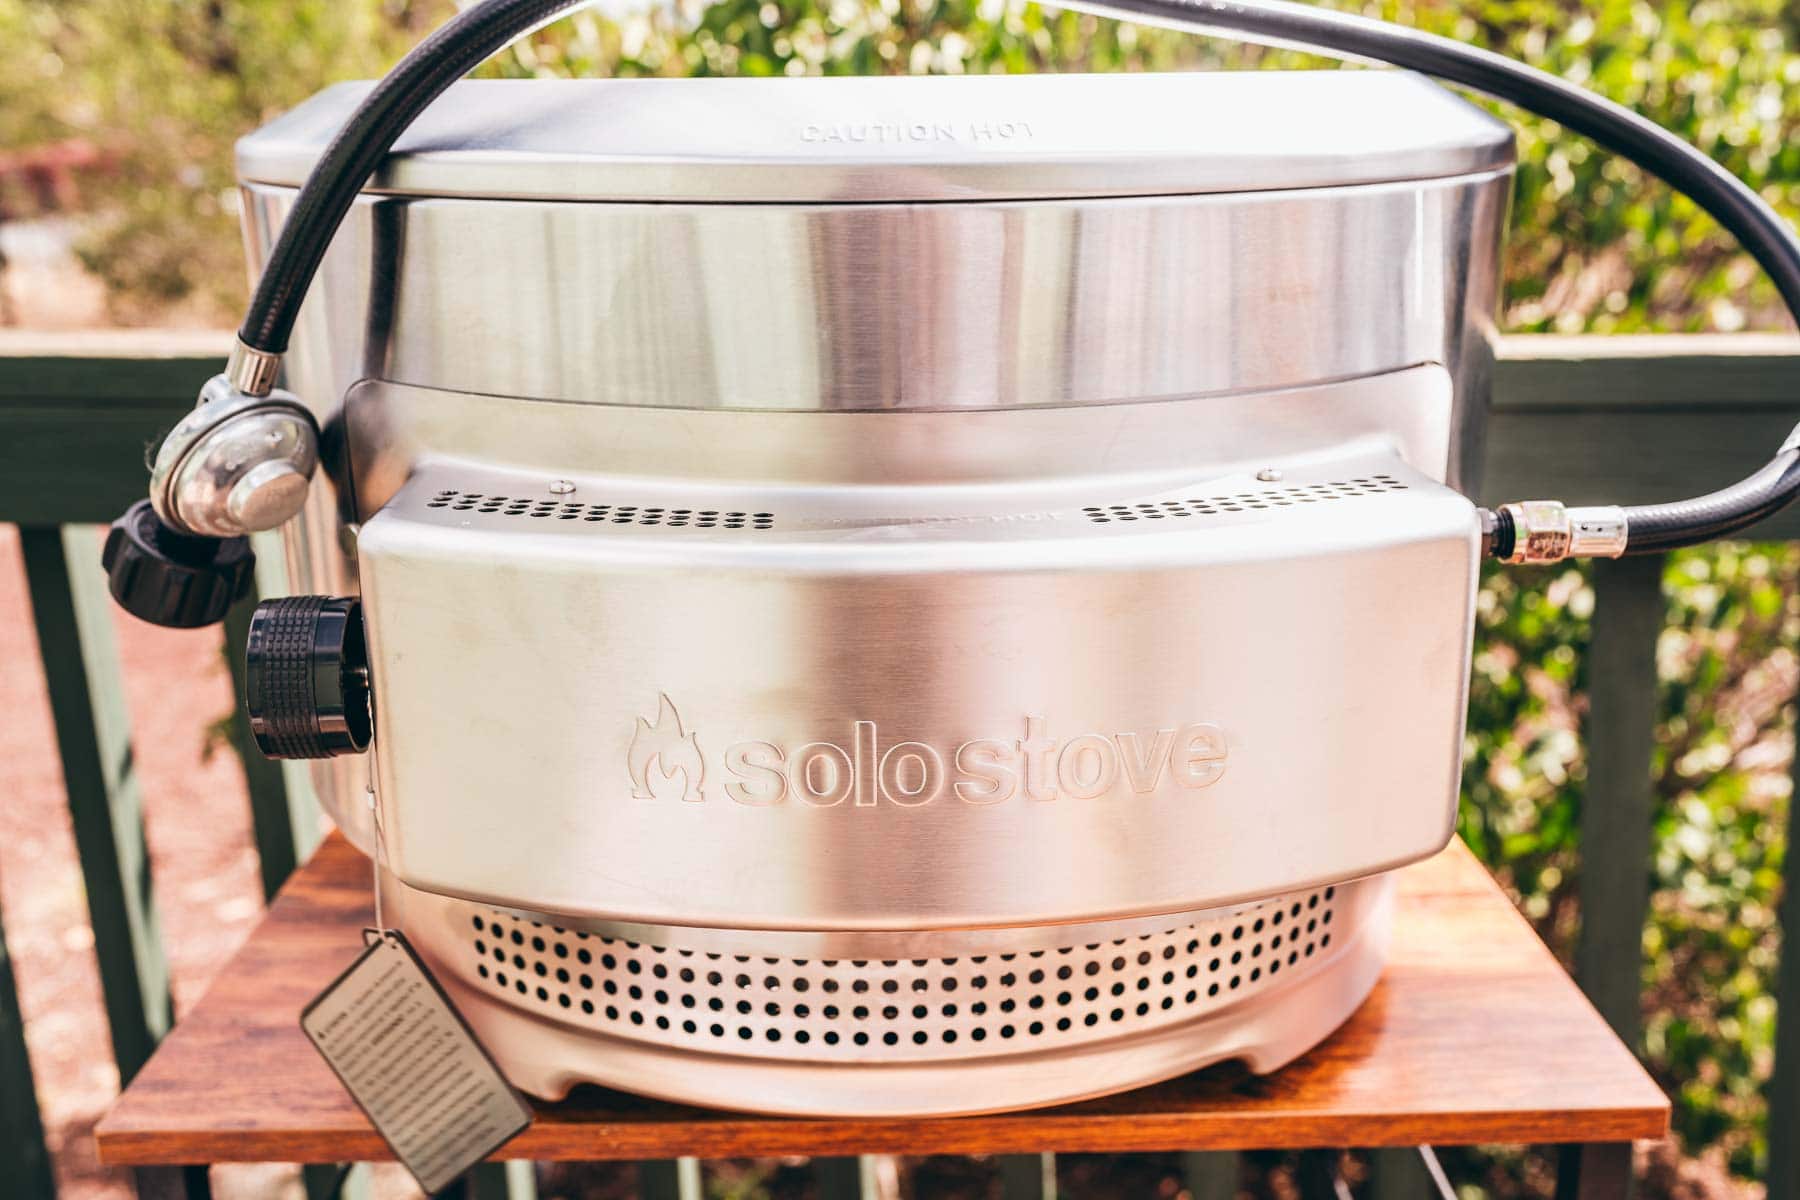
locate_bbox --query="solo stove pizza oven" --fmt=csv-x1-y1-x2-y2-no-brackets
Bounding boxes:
97,0,1800,1131
207,71,1513,1115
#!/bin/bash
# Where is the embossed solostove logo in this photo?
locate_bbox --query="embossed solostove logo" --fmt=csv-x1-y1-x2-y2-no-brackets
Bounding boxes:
626,694,707,803
625,696,1227,808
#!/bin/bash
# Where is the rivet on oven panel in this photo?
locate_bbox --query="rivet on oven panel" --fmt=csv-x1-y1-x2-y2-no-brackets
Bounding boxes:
548,479,577,495
1255,468,1283,483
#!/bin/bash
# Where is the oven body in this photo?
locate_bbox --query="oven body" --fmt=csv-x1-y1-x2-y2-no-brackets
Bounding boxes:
237,70,1511,1114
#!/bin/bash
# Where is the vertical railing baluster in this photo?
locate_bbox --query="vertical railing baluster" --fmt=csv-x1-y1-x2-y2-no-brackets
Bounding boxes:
464,1160,537,1199
1295,1150,1346,1200
132,1166,210,1200
812,1156,865,1199
639,1158,702,1200
0,902,55,1198
1368,1147,1433,1200
1574,554,1666,1042
1181,1151,1239,1200
1563,553,1666,1200
1766,713,1800,1200
998,1152,1056,1200
18,525,172,1083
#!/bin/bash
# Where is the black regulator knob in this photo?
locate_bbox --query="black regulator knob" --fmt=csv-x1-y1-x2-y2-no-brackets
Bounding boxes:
102,500,256,629
244,596,372,760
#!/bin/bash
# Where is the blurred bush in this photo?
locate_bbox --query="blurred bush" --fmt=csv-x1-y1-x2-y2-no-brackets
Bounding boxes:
0,0,439,317
4,0,1798,331
3,0,1799,1187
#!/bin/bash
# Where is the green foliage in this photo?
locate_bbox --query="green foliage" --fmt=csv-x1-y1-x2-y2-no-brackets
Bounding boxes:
1458,544,1800,1178
1454,0,1800,332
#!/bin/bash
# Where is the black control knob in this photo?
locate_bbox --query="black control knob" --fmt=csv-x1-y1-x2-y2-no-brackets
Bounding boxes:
102,500,256,629
244,596,372,759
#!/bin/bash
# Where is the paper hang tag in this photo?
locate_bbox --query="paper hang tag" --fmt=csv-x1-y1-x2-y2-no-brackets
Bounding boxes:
302,929,532,1195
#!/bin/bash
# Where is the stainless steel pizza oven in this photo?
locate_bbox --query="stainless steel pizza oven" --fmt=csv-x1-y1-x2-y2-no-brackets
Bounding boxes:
232,70,1512,1116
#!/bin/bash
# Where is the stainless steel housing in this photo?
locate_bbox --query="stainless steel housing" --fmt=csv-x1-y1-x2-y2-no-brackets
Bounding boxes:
354,369,1476,935
237,70,1511,1113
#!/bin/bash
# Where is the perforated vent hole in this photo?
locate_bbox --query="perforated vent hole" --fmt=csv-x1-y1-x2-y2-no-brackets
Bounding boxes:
1084,475,1407,524
463,887,1342,1061
426,491,774,530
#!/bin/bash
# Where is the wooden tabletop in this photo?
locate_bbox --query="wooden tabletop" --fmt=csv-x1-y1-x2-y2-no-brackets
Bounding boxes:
96,833,1668,1166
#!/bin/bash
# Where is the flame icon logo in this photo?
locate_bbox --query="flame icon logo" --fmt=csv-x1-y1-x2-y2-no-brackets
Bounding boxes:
627,694,706,802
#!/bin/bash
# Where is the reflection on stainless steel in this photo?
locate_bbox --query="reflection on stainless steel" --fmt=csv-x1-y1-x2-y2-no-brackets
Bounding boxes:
346,365,1459,508
244,175,1509,421
238,69,1509,1113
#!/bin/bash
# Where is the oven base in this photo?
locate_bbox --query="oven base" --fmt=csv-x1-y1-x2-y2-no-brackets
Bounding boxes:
398,874,1394,1117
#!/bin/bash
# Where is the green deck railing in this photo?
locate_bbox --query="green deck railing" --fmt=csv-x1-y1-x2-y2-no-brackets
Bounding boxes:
1,330,1797,1200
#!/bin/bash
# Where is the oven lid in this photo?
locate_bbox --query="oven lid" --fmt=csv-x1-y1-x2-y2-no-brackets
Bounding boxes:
236,70,1513,204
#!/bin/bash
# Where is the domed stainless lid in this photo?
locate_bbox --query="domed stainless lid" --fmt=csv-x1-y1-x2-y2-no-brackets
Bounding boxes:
236,70,1512,203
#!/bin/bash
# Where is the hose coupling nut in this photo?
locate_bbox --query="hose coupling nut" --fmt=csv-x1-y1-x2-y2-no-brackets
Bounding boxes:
226,340,283,397
1497,501,1628,564
1497,501,1571,564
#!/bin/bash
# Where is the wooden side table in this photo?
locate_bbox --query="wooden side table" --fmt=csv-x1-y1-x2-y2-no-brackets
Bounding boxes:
97,834,1668,1199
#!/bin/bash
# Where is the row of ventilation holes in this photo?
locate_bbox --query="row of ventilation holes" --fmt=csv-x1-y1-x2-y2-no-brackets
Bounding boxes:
425,490,774,530
1085,475,1408,523
467,889,1336,1052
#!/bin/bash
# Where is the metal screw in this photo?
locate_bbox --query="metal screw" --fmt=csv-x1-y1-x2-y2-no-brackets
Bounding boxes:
548,479,577,495
1255,468,1283,483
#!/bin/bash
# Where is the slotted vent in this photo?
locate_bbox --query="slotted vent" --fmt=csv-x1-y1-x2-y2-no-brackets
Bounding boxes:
426,490,774,531
462,887,1342,1062
1085,475,1407,524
